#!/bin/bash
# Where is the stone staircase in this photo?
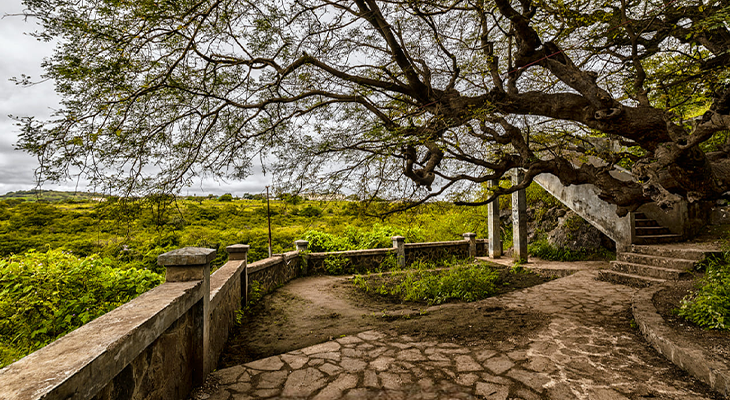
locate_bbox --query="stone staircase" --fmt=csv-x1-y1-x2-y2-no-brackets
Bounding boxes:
532,169,719,287
599,245,720,286
632,212,682,245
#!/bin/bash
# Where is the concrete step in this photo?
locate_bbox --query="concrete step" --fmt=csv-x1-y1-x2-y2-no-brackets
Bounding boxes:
598,270,666,287
635,226,672,236
617,252,696,271
633,234,684,245
630,245,722,261
634,212,648,220
634,219,660,227
610,261,689,280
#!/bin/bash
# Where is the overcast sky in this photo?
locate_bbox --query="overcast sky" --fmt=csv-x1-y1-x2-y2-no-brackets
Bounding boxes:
0,0,271,197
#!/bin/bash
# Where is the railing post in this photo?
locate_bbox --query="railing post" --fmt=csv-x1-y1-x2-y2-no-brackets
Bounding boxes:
512,171,528,263
226,244,250,305
392,236,406,268
488,179,503,258
294,240,309,275
157,247,216,387
463,232,477,258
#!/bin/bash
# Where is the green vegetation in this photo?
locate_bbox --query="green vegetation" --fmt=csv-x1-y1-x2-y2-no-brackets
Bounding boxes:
235,280,264,324
0,194,495,270
678,253,730,331
528,239,614,262
0,250,162,368
323,255,352,275
352,260,501,305
304,225,422,253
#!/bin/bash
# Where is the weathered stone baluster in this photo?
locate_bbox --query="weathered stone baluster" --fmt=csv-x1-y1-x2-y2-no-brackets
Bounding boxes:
295,240,309,275
463,232,477,258
157,247,216,386
226,244,250,305
392,236,406,268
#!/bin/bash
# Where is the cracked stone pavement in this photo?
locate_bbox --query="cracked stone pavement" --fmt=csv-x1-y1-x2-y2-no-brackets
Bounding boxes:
203,271,716,399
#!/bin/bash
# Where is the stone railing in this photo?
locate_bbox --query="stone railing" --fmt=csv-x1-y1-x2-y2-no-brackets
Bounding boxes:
0,233,487,400
305,233,487,273
0,246,250,400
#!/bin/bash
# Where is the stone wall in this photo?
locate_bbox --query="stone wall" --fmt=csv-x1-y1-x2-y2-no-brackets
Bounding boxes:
0,247,250,400
476,239,488,257
307,248,394,274
93,308,196,400
404,240,470,265
248,251,301,295
209,259,246,370
305,238,487,274
0,279,203,400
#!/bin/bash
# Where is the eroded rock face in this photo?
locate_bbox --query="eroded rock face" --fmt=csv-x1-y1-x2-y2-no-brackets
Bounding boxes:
527,206,565,242
547,211,607,252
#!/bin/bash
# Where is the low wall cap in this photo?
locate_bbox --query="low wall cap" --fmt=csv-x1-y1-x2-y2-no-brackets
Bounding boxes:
392,236,405,241
463,232,477,237
158,247,217,266
226,244,250,253
294,240,309,244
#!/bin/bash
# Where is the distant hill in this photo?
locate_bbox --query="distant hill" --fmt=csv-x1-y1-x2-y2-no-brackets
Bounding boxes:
0,190,103,202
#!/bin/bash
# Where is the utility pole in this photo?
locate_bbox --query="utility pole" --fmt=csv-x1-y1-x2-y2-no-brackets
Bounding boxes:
266,185,273,258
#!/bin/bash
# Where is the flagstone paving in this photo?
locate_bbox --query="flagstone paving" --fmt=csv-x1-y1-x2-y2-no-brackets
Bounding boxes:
203,271,718,399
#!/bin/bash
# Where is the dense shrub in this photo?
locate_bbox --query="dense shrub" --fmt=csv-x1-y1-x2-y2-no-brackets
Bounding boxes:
0,250,163,367
678,254,730,330
353,261,500,305
299,205,322,218
304,225,423,253
304,230,351,252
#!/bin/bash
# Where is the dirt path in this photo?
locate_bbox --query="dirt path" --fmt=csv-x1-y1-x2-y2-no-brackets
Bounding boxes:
220,272,546,368
205,270,721,399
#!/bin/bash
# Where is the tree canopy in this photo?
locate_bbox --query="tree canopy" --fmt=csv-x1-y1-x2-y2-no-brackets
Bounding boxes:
16,0,730,214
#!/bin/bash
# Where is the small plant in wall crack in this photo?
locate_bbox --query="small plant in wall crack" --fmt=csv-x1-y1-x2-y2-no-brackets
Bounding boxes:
236,280,263,324
323,255,351,275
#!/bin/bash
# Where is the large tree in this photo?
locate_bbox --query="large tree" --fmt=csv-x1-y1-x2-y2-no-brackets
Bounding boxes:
16,0,730,214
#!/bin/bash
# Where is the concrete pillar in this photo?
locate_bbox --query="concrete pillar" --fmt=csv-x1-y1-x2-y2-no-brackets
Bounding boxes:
294,240,309,252
487,179,503,258
511,171,528,263
294,240,309,275
158,247,216,386
392,236,406,268
226,244,250,305
463,232,477,258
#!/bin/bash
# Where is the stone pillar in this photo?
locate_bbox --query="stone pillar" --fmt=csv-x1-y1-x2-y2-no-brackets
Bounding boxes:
294,240,309,252
294,240,309,275
488,179,503,258
158,247,216,386
512,171,528,263
226,244,250,305
392,236,406,268
463,232,477,258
